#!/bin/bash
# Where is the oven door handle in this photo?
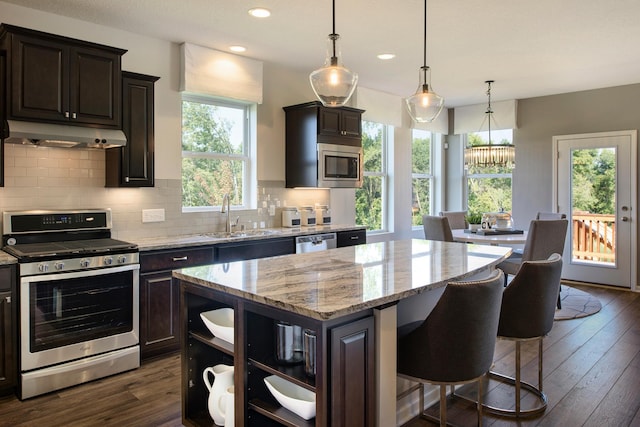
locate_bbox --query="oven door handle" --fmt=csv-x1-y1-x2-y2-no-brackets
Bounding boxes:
84,288,111,295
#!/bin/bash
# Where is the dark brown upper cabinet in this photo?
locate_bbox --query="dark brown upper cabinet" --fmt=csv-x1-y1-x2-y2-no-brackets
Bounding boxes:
106,72,159,187
0,24,126,128
284,101,364,148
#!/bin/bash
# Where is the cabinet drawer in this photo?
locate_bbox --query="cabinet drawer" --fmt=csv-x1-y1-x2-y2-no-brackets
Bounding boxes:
337,229,366,247
140,247,213,273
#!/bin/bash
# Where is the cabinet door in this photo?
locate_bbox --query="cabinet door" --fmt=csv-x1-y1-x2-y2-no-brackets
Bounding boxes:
10,33,69,122
0,290,14,389
140,272,180,358
70,46,121,127
214,237,295,263
1,50,6,187
106,72,158,187
340,109,362,138
318,107,342,137
330,316,375,426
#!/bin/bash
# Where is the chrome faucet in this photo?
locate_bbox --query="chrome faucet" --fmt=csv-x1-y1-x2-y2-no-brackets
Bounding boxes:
221,193,231,233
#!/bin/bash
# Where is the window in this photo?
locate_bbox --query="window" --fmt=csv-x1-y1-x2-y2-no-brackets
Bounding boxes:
356,121,387,232
411,129,434,226
465,129,513,215
181,95,254,211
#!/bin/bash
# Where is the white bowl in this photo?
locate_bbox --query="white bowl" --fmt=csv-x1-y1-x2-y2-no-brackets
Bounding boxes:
200,308,234,344
263,375,316,420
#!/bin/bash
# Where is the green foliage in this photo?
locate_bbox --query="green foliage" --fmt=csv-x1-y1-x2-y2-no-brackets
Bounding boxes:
465,213,483,224
181,100,245,207
356,122,384,230
571,148,615,214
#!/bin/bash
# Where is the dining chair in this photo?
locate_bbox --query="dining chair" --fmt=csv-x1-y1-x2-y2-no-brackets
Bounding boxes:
438,211,468,230
483,254,563,417
496,219,568,286
536,212,567,220
422,215,454,242
397,269,504,426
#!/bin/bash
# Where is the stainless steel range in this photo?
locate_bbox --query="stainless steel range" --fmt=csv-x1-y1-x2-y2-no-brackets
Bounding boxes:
2,209,140,399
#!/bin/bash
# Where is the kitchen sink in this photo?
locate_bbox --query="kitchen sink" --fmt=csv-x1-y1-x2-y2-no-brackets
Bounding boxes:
201,229,282,239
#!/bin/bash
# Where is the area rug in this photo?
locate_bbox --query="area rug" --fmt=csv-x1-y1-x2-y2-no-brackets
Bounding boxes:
554,285,602,320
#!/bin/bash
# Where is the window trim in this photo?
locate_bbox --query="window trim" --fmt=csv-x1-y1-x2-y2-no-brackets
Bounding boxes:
411,128,435,230
358,120,389,233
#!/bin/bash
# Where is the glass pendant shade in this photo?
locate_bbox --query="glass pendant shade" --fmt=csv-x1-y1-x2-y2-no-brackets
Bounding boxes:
405,66,444,123
310,34,358,107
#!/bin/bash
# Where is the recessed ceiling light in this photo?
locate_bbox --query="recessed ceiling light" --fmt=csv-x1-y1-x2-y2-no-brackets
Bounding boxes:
230,45,247,53
377,53,396,60
248,8,271,18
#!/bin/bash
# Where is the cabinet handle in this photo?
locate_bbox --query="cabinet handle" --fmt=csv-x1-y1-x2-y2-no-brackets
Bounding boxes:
350,236,359,240
65,111,70,118
5,296,10,304
172,256,188,262
125,177,130,183
72,112,77,119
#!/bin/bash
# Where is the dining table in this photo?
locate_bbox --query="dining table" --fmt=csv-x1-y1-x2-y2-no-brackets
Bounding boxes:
452,228,528,246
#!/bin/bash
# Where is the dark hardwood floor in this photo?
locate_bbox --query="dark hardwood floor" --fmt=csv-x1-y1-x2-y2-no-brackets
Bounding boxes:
0,283,638,427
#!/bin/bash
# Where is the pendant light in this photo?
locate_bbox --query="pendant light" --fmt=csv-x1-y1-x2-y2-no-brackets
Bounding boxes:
464,80,515,169
309,0,358,107
405,0,444,123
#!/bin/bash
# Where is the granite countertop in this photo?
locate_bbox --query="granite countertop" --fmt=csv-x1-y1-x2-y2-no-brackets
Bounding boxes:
0,251,17,265
173,239,512,321
133,224,365,251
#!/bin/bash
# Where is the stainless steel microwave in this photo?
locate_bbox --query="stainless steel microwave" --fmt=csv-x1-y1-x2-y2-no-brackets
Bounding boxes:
317,143,363,188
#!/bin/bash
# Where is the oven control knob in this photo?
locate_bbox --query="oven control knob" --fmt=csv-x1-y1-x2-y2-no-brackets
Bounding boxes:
54,261,65,271
38,263,49,273
117,255,128,264
103,256,114,265
80,258,91,268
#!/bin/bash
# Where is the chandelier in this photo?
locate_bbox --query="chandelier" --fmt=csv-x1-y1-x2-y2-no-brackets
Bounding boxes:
405,0,444,123
464,80,515,169
309,0,358,107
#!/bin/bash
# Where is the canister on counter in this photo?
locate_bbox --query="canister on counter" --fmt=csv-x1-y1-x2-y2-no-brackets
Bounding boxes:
316,205,331,225
299,206,316,226
282,207,300,227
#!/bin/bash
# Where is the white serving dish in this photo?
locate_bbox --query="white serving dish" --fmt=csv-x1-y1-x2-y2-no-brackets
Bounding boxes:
263,375,316,420
200,308,234,344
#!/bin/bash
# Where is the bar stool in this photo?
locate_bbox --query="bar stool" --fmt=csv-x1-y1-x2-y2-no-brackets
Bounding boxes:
397,269,504,426
485,253,563,417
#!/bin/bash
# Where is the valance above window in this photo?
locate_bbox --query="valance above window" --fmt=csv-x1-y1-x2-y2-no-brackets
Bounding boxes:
454,99,518,134
180,42,263,104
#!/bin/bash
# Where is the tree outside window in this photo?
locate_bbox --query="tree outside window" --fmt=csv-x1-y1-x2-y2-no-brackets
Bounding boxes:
412,129,433,226
182,96,250,210
356,121,386,231
465,130,513,215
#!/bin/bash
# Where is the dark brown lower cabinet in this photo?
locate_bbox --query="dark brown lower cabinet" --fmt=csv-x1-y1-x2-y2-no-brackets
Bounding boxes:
330,317,375,426
0,265,16,394
139,272,180,359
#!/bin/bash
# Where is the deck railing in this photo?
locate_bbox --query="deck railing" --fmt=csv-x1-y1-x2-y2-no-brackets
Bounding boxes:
571,212,616,262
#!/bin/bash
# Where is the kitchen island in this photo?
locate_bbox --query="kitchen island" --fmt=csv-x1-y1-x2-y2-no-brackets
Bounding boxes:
173,239,511,427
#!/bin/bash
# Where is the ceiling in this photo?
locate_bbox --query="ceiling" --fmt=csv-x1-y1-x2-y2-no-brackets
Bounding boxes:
5,0,640,107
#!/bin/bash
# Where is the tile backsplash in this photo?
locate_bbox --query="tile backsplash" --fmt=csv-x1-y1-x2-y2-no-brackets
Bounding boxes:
1,144,330,241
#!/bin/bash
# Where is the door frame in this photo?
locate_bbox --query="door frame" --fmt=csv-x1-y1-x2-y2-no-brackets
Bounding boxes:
552,130,637,291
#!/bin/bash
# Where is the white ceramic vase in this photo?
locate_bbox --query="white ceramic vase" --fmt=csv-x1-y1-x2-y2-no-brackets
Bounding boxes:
203,364,234,426
220,385,235,427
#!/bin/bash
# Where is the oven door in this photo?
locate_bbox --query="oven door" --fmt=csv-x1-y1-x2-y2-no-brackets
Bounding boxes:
317,143,363,188
20,264,139,371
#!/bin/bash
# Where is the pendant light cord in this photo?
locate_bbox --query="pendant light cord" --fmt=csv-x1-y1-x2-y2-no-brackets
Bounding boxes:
486,80,493,144
423,0,427,68
331,0,337,60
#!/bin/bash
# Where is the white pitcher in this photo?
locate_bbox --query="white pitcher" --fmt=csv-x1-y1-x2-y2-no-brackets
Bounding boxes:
203,364,234,426
219,385,235,427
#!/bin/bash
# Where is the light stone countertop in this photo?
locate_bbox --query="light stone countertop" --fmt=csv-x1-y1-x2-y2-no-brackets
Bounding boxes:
173,239,512,321
133,224,365,251
0,251,17,265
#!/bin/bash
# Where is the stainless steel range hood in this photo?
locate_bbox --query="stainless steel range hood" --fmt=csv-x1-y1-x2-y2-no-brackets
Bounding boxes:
4,120,127,149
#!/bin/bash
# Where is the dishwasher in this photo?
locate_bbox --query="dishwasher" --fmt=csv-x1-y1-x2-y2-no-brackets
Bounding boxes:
295,233,337,253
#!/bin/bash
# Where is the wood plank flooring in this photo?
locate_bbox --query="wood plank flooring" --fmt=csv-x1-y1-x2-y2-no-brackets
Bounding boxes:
0,283,637,427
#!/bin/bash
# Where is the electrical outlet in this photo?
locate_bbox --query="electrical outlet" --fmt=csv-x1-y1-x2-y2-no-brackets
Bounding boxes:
142,208,165,223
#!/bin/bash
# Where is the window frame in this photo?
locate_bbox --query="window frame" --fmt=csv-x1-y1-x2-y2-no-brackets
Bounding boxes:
181,94,257,213
463,131,514,214
357,120,389,233
411,128,435,229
